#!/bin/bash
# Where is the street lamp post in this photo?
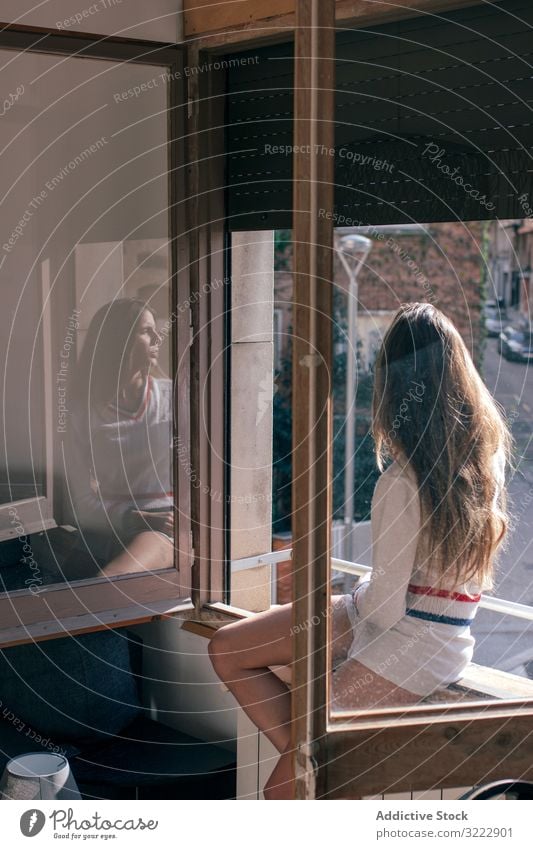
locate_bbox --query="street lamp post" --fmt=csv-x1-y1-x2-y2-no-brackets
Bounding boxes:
335,233,372,562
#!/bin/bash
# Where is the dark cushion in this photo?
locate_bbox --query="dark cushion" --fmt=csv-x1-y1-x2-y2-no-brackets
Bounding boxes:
70,717,236,787
0,630,141,744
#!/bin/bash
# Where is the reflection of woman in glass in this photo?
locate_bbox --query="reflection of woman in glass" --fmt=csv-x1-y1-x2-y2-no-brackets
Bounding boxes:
209,303,510,799
67,298,173,575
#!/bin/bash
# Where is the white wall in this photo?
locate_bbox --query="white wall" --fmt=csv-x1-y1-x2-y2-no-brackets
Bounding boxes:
133,620,238,752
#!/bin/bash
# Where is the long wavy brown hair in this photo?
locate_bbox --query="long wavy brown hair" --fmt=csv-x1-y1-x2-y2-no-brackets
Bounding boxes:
372,303,511,592
73,298,155,405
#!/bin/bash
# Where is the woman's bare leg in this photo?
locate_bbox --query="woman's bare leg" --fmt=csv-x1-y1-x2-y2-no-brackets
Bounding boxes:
209,604,295,800
332,656,422,710
208,604,293,755
102,531,174,575
263,740,294,800
209,596,359,799
262,594,357,799
209,596,420,799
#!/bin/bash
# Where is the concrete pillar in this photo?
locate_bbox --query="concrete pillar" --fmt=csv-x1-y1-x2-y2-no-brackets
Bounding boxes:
230,231,274,611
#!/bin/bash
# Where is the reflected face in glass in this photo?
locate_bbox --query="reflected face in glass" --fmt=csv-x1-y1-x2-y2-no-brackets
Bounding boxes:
129,309,162,375
0,46,175,591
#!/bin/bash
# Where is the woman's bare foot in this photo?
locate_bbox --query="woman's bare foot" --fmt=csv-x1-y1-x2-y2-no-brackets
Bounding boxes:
263,740,295,800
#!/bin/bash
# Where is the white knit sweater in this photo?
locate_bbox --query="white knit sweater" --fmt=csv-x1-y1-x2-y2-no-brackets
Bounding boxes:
353,449,505,629
66,377,173,538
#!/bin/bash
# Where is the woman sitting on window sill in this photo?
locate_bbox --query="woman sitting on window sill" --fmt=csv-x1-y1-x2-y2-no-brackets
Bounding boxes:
65,297,174,579
208,303,510,800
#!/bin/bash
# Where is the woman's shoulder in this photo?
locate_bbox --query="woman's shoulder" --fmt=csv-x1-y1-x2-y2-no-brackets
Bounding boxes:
376,458,418,491
372,460,419,516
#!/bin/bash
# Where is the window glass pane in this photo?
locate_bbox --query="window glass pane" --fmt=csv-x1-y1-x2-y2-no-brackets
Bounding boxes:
0,49,175,591
225,224,532,706
329,221,533,717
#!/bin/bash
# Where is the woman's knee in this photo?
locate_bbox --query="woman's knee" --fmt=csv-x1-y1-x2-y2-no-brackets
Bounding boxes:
209,605,293,677
208,624,237,676
124,530,174,569
149,531,174,566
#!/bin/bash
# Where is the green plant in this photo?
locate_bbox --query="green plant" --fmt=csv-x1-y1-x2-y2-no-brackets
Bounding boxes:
274,230,293,271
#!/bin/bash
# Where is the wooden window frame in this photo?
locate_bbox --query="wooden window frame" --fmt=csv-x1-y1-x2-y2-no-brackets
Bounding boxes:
15,0,523,795
184,3,533,800
0,24,194,647
289,0,533,800
184,0,488,50
184,43,228,612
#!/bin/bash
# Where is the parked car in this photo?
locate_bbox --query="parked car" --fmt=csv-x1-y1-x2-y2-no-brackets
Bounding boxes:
484,299,507,337
498,324,533,362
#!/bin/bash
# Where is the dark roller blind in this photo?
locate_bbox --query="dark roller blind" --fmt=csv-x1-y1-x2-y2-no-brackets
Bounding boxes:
226,0,533,230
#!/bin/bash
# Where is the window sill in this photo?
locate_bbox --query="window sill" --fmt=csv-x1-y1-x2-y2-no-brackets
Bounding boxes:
0,595,194,648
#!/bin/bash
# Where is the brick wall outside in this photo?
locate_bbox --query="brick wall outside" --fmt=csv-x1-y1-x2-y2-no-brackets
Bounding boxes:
274,221,486,366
